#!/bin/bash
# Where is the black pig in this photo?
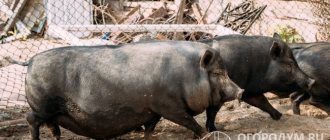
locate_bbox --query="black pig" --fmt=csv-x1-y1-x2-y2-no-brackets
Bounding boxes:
199,35,315,131
6,41,243,139
287,40,330,115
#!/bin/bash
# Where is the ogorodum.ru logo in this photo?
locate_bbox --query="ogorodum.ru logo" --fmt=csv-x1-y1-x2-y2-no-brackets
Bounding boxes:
237,132,324,140
200,131,325,140
201,131,232,140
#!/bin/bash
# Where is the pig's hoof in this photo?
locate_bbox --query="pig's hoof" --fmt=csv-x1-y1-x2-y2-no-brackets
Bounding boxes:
205,123,217,132
292,108,301,115
292,104,301,115
134,126,144,132
271,112,282,120
207,126,217,132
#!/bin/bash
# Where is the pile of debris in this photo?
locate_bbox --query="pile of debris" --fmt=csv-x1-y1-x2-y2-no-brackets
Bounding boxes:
94,0,266,43
0,0,45,44
0,0,266,44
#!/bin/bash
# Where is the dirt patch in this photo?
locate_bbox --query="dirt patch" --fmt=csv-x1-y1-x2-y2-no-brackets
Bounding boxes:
0,98,329,140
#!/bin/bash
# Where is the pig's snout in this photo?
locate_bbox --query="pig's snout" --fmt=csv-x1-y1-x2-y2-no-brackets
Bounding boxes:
236,89,244,103
236,89,244,100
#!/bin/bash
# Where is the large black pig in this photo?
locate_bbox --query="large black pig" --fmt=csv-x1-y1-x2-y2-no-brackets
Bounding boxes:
6,41,243,139
199,35,315,131
286,39,330,115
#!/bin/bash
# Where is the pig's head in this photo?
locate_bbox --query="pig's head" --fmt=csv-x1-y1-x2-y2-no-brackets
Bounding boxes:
201,41,244,106
266,33,315,94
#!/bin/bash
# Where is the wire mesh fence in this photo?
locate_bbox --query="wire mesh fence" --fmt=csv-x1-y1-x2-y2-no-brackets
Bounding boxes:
0,0,330,109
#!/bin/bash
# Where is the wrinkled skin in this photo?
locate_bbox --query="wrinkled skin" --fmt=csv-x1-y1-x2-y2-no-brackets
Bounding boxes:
288,41,330,115
11,41,243,140
199,35,315,131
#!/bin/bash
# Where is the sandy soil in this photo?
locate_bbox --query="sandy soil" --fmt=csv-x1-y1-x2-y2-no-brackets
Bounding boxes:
0,94,329,140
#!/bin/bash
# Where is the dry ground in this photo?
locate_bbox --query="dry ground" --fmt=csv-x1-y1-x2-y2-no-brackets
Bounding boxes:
0,94,329,140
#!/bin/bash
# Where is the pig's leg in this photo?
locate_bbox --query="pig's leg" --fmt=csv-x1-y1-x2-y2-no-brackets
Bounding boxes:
26,112,44,140
290,91,310,115
158,111,206,138
289,91,301,100
56,115,89,136
242,94,282,120
46,120,61,140
144,116,161,140
205,104,223,132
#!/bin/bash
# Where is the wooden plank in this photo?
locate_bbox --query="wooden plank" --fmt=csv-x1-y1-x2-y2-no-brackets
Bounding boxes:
123,1,177,11
173,0,185,40
0,118,26,127
110,5,141,42
201,0,214,23
47,25,82,45
1,32,28,43
0,0,30,43
20,0,45,30
0,0,29,36
118,5,141,24
149,7,168,19
56,24,240,36
174,0,184,24
198,0,222,23
92,4,119,24
191,3,206,24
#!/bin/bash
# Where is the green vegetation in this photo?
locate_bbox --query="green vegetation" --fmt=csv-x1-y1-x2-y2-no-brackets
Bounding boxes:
274,25,305,43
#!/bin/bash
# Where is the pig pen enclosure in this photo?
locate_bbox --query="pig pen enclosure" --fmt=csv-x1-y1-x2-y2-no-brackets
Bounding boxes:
0,0,330,139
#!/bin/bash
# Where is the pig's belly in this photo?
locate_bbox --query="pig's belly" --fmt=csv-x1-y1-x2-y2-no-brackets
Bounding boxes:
56,108,157,139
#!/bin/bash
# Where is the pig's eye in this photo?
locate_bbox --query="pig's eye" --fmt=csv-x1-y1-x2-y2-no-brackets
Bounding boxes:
286,63,292,73
211,69,224,76
211,72,220,76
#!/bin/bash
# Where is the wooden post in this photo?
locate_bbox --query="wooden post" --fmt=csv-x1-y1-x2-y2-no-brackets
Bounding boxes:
0,0,29,36
173,0,185,40
192,3,206,24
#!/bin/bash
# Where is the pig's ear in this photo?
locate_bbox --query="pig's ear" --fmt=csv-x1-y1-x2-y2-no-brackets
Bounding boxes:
270,41,283,60
273,33,282,40
200,49,215,69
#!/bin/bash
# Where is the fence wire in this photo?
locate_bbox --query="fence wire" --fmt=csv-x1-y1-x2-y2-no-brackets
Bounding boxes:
0,0,330,109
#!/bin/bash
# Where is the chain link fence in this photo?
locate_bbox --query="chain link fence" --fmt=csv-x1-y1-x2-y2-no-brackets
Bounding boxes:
0,0,329,109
